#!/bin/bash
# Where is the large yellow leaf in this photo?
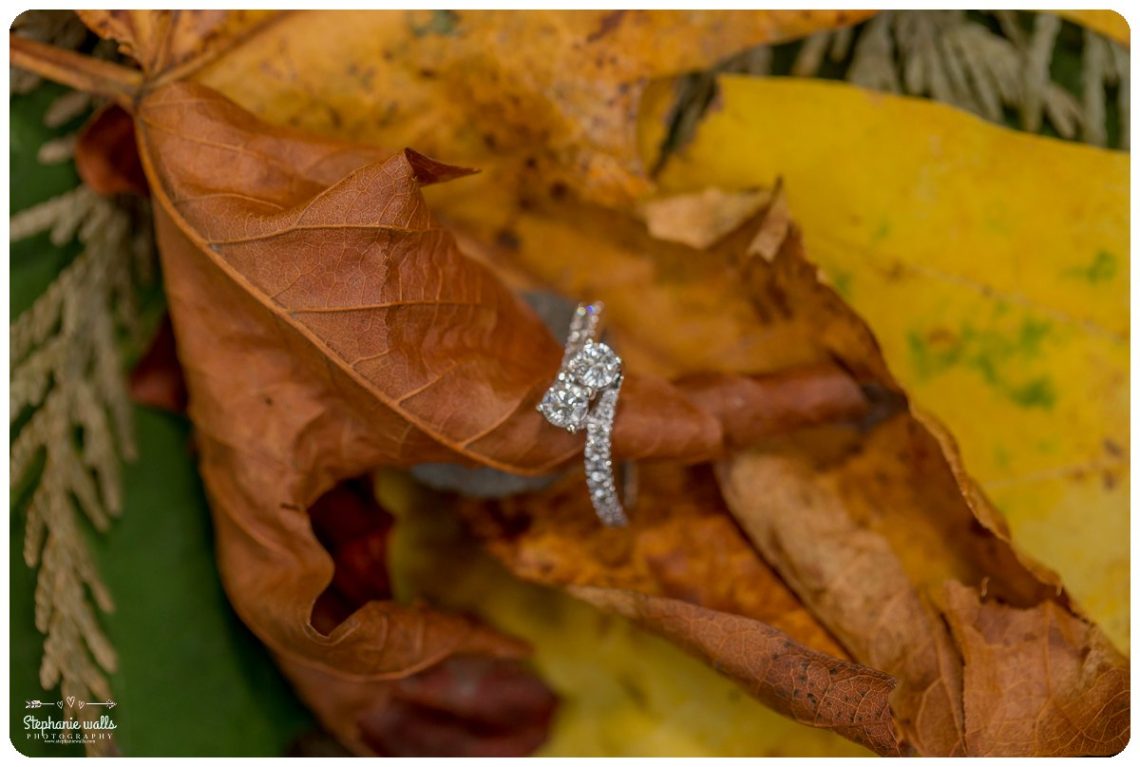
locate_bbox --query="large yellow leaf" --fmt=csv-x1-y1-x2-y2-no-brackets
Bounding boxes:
646,76,1129,651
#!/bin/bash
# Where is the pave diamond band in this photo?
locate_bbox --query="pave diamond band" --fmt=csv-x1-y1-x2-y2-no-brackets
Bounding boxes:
538,302,628,526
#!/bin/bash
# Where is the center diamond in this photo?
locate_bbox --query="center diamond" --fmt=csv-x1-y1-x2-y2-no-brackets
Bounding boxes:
569,342,622,391
538,377,589,431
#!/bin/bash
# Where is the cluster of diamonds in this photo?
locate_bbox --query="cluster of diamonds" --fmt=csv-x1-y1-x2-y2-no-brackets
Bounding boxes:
537,303,628,526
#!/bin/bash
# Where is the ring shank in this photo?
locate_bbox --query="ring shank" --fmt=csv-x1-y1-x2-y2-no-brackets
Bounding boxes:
584,380,627,526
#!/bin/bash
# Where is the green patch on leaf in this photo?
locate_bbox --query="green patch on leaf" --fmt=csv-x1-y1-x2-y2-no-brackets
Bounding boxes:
411,9,459,37
829,269,853,300
1007,376,1057,409
1065,250,1117,283
907,317,1056,409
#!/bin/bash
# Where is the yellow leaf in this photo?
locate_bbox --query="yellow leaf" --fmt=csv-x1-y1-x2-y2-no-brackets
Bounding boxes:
188,9,873,207
648,76,1129,651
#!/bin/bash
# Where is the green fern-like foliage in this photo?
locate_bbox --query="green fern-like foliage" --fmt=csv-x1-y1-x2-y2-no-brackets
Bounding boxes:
10,111,157,759
11,11,158,754
790,10,1127,148
10,184,154,756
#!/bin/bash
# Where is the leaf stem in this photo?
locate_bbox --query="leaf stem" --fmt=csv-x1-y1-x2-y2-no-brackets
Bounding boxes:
10,35,142,109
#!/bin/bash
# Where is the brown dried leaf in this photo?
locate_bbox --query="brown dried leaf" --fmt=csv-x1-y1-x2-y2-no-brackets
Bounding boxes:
128,315,187,413
461,187,1127,755
442,186,890,386
713,216,1127,755
128,82,870,751
720,443,972,755
277,649,557,757
461,462,909,755
77,9,276,77
941,581,1129,756
76,104,149,197
569,586,902,756
134,82,866,471
463,463,848,658
288,479,557,756
357,654,558,757
133,81,551,748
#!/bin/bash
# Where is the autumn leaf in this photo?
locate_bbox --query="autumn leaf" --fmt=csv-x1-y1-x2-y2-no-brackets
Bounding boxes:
941,581,1129,755
356,654,558,757
80,8,872,209
720,442,1129,757
704,208,1126,755
76,9,277,78
570,586,902,755
461,461,904,755
75,103,149,196
128,315,187,413
286,477,557,756
463,462,848,658
117,79,874,752
387,466,872,757
129,81,551,753
456,187,1127,754
647,75,1130,651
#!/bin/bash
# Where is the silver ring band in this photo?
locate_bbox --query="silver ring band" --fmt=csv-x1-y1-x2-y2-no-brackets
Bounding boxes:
538,302,628,526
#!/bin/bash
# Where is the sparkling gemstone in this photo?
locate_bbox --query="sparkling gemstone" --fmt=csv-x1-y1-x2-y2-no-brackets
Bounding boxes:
538,382,589,430
569,342,621,391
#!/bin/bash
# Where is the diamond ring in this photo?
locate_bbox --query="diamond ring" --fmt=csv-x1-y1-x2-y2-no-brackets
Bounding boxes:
537,302,627,526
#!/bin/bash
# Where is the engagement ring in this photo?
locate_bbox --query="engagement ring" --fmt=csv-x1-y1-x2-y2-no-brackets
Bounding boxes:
537,302,627,526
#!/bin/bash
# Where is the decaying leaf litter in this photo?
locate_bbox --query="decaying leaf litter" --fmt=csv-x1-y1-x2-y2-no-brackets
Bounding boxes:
9,9,1129,756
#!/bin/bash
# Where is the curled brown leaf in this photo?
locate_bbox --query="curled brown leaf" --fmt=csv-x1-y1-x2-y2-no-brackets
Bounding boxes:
713,206,1127,755
941,581,1128,756
77,9,278,79
570,586,903,756
128,81,875,753
289,479,558,756
75,104,150,196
